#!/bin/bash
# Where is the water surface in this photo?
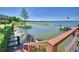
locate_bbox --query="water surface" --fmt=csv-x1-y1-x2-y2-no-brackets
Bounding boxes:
19,21,79,41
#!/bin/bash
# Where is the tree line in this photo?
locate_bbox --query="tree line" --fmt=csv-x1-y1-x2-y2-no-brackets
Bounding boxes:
0,8,29,24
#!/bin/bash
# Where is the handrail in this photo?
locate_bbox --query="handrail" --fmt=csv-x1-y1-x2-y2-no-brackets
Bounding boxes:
48,28,77,46
24,40,47,46
46,28,78,51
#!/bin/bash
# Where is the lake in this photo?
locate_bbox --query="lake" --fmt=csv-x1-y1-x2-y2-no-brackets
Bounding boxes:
19,21,79,42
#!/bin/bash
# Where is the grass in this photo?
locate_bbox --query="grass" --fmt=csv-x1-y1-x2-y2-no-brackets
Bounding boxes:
19,25,32,29
57,38,69,52
29,22,51,26
0,23,13,29
13,21,24,25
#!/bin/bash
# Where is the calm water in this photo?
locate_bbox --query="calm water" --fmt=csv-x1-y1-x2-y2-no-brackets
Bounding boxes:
19,21,79,41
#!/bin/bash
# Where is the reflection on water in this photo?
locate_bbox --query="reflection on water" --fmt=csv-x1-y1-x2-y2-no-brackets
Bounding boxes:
19,21,79,41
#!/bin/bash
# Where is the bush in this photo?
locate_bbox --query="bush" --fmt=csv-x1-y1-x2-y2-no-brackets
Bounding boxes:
0,24,13,52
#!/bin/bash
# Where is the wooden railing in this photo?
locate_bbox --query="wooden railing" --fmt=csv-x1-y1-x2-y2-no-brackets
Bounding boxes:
23,28,79,52
46,28,78,52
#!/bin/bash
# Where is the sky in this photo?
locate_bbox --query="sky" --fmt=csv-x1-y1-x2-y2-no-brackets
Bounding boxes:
0,7,79,21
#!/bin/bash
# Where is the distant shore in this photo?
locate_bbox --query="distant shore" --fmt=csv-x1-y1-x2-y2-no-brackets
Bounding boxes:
25,21,79,22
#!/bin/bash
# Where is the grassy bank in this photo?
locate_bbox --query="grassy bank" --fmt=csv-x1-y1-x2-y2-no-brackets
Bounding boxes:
19,25,32,29
29,22,51,26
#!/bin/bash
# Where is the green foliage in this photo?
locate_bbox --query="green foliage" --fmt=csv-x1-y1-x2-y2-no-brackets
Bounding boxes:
0,14,10,24
9,16,21,22
0,14,9,20
0,21,3,24
0,23,13,52
20,8,29,20
0,23,13,29
0,24,4,29
0,14,23,24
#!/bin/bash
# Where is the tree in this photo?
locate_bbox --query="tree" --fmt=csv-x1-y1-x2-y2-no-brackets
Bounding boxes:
20,8,29,25
0,14,22,24
0,14,9,20
9,16,19,22
0,14,9,28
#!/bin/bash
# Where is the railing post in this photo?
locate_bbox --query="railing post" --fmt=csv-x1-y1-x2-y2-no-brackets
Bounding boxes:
45,42,57,52
46,45,53,52
17,36,20,45
72,32,75,36
46,44,57,52
53,45,57,52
